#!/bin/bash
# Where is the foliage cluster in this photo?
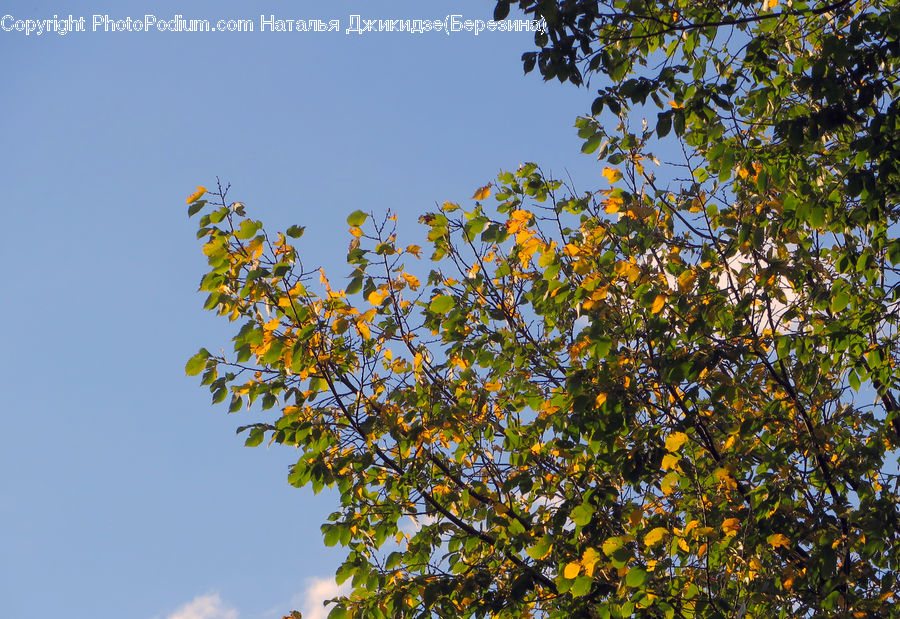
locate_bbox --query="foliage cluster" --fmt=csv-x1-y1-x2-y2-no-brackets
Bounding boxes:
188,0,900,616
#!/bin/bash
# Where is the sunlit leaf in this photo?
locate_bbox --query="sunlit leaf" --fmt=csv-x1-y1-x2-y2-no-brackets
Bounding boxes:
602,167,622,183
185,349,209,376
429,295,454,314
186,186,207,204
767,533,790,549
472,185,491,200
665,432,688,453
346,210,368,227
563,561,581,579
644,527,668,547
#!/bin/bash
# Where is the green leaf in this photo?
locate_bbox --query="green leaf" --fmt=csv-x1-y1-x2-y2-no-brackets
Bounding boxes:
245,427,265,447
625,567,648,588
188,200,207,217
346,210,368,226
327,606,348,619
272,262,291,277
571,502,594,526
211,387,228,404
848,369,861,391
656,111,672,138
235,219,261,240
464,216,488,240
581,133,604,154
286,225,306,238
673,110,685,136
228,395,243,413
570,575,593,597
831,290,850,313
185,349,210,376
346,275,363,295
808,206,826,229
526,536,552,560
429,295,454,314
887,240,900,266
323,525,341,547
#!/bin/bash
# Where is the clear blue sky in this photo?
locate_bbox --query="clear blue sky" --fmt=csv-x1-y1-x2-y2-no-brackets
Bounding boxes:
1,2,600,618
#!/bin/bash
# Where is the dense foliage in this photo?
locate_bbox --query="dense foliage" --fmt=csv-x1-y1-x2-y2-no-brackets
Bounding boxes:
187,0,900,616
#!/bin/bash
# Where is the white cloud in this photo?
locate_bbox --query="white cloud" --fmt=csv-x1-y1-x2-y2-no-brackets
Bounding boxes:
291,577,350,619
166,593,238,619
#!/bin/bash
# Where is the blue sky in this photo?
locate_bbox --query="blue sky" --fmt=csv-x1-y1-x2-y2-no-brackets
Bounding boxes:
0,2,600,618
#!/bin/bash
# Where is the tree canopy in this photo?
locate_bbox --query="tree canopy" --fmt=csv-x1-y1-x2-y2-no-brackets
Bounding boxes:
186,1,900,617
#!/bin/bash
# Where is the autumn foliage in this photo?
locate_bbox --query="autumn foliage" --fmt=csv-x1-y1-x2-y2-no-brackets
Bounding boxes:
187,0,900,616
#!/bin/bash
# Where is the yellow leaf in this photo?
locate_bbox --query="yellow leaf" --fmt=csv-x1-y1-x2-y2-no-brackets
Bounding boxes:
472,184,491,200
603,195,624,213
651,294,666,314
517,236,542,267
602,167,623,184
602,537,622,557
661,453,680,470
186,185,207,204
507,209,533,235
582,548,601,577
677,537,690,552
484,381,502,392
406,244,422,257
661,471,680,495
782,567,795,590
356,321,371,340
368,289,388,306
767,533,790,549
722,518,741,535
595,393,607,407
749,557,762,575
644,527,668,547
349,226,363,238
714,468,738,490
563,561,581,579
665,431,688,453
263,318,280,332
677,269,696,291
614,261,641,283
697,543,708,558
401,273,420,290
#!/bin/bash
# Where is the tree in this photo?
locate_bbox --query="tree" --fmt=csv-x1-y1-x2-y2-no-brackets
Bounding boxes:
186,0,900,616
